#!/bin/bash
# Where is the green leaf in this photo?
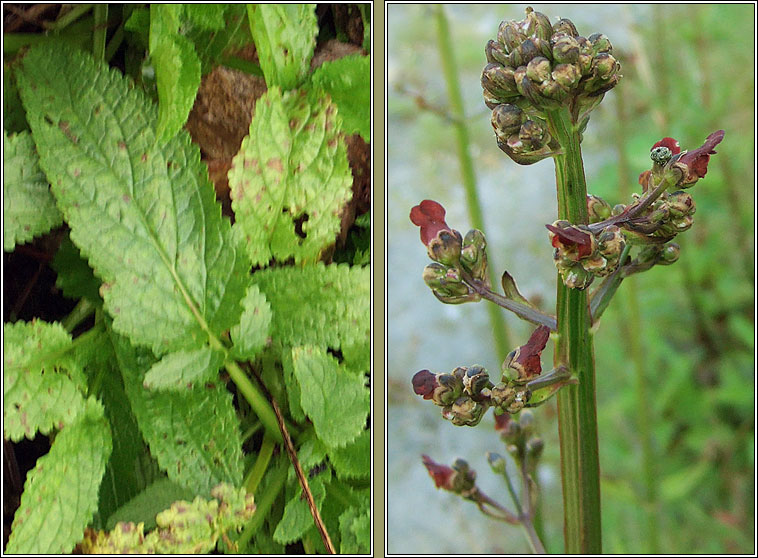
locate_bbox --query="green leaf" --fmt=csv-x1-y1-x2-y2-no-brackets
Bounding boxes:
327,429,370,479
247,4,317,90
4,63,29,133
3,320,86,441
339,506,370,554
184,5,251,75
87,331,160,527
3,130,62,251
501,271,538,309
310,54,370,141
150,5,202,143
6,398,112,554
251,263,370,353
143,346,225,391
51,234,102,304
105,478,194,531
112,331,244,492
230,284,272,360
292,346,369,448
183,4,226,30
17,44,249,356
230,87,353,266
273,474,327,545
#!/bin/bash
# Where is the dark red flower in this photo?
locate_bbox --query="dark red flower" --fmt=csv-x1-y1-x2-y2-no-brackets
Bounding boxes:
545,222,594,259
412,370,437,400
507,325,550,380
410,200,451,246
651,137,681,154
677,130,725,185
493,412,511,433
421,454,455,490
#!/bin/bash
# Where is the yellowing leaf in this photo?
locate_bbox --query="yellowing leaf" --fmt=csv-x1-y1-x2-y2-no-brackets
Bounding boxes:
230,87,353,266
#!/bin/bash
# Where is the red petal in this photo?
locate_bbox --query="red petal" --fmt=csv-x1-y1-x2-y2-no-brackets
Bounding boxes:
545,223,594,258
652,137,681,154
512,325,550,378
410,200,450,245
422,454,455,489
678,130,725,182
412,370,437,400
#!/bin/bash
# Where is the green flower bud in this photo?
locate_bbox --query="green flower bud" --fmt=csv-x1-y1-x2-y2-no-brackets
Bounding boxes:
462,364,491,400
517,39,541,65
552,35,580,64
540,79,571,101
592,52,619,80
561,262,594,290
483,90,502,110
427,229,462,265
526,437,545,460
498,20,525,52
667,191,696,218
450,459,477,495
658,242,680,264
577,53,594,75
612,203,626,216
527,8,553,41
422,264,470,300
446,396,487,426
587,194,612,222
505,388,529,414
518,409,536,436
491,382,515,409
485,39,511,67
519,119,547,148
526,56,552,83
491,104,523,140
597,225,625,266
552,62,581,88
482,63,518,101
532,36,554,60
581,254,608,275
552,18,579,37
460,229,489,282
486,451,508,475
588,33,613,54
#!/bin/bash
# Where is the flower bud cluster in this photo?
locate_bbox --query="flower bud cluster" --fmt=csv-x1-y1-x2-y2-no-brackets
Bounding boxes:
547,220,625,289
411,200,490,304
621,190,696,244
412,365,493,426
490,103,555,165
482,8,621,163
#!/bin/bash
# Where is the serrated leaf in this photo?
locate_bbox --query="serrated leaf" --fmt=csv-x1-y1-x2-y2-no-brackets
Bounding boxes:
251,263,369,353
273,474,327,545
6,398,112,554
3,130,63,251
3,320,87,441
51,234,102,304
86,331,160,527
230,87,353,266
501,271,538,309
16,44,249,356
247,4,317,90
339,507,370,554
105,478,195,531
292,346,369,448
280,349,305,422
150,5,202,143
111,330,243,492
230,284,272,360
327,429,370,479
143,346,225,391
311,55,370,141
298,429,328,470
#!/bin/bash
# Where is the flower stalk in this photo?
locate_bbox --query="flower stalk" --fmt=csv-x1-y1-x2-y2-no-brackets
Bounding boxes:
545,105,602,553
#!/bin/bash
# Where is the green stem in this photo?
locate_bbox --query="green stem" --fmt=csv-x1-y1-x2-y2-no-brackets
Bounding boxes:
434,4,511,359
61,298,96,333
92,4,108,59
45,4,93,31
546,106,602,553
236,458,288,549
244,432,276,494
224,360,282,443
